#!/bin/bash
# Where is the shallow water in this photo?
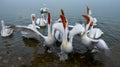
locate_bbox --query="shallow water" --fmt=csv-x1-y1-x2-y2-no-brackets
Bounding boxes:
0,0,120,67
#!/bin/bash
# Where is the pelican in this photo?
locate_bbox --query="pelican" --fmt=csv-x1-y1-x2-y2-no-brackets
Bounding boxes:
52,22,64,42
1,20,14,37
36,14,47,27
81,13,109,57
27,14,40,29
40,7,49,14
52,9,66,42
42,12,56,47
11,12,56,48
18,14,40,38
58,14,85,61
52,9,71,42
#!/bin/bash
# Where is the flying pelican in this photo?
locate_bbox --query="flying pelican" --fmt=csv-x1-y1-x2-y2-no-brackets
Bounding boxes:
36,14,47,27
0,20,14,37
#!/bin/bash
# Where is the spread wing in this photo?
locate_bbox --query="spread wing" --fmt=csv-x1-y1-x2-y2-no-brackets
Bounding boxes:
88,28,103,39
69,23,85,38
11,25,45,39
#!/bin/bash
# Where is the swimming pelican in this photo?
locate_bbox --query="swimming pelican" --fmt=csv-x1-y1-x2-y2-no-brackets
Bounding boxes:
81,14,109,57
11,12,56,48
86,6,97,26
36,14,47,27
52,9,74,42
58,14,85,61
0,20,14,37
52,9,67,42
28,14,40,29
19,14,40,38
40,7,49,14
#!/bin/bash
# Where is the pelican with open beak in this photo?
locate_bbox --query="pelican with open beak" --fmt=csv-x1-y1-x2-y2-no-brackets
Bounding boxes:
58,11,85,61
81,11,109,57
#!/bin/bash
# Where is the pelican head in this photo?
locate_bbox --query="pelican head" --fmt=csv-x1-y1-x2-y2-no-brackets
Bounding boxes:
1,20,5,27
86,6,92,16
31,14,35,22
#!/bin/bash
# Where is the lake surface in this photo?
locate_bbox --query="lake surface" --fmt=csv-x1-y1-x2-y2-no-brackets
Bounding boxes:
0,0,120,67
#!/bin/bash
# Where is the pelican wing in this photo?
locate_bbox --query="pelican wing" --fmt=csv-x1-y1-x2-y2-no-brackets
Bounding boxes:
28,24,40,29
86,6,92,15
54,30,63,42
96,39,109,50
95,39,110,57
52,23,65,34
69,23,85,38
11,25,45,39
92,18,97,26
68,25,74,29
88,28,103,39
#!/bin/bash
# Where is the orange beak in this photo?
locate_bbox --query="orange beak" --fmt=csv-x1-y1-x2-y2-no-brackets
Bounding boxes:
48,12,51,24
82,14,93,26
60,14,66,29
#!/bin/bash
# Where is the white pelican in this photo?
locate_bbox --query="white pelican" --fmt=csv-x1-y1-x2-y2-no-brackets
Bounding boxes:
81,14,109,57
52,9,71,42
52,22,66,42
42,12,56,47
36,14,47,27
86,6,97,26
11,12,56,47
19,14,40,38
52,9,66,42
28,14,40,29
40,7,49,14
58,14,85,61
0,20,14,37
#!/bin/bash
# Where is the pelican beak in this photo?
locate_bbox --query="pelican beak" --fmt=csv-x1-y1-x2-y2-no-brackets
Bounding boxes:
60,14,66,29
61,9,64,15
86,6,92,15
48,12,51,24
82,14,94,27
82,14,90,24
86,6,89,15
31,14,35,21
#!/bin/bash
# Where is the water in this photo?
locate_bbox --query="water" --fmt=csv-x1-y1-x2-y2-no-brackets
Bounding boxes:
0,0,120,67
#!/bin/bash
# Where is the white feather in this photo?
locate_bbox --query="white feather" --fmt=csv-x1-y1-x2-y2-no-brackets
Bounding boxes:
1,20,13,37
88,28,103,39
69,23,85,38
